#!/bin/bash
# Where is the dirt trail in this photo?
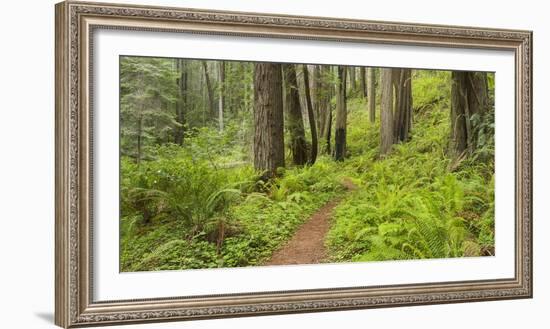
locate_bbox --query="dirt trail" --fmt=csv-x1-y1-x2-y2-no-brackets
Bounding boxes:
264,178,356,266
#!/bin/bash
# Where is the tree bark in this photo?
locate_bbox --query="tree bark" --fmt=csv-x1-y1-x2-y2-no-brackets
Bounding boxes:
312,65,321,133
283,64,308,166
360,66,366,98
136,114,143,164
302,65,318,165
393,68,413,142
349,66,356,95
253,63,285,179
201,61,215,116
318,66,330,140
174,58,187,145
218,61,225,132
334,66,347,161
325,107,332,155
367,67,376,123
468,72,489,148
380,68,394,156
450,71,489,157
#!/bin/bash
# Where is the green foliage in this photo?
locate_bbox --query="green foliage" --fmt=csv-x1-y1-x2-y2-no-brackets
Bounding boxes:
120,57,180,160
120,62,495,271
120,126,346,271
469,107,495,163
346,98,380,158
412,70,451,112
325,84,494,263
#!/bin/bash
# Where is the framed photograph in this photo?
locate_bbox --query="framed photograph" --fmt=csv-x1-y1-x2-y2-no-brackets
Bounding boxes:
55,1,532,327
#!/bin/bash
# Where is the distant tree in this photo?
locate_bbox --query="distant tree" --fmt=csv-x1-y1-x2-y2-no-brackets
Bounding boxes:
201,61,215,116
253,63,285,179
325,108,333,155
174,58,188,146
323,65,338,154
218,61,225,132
360,66,367,98
302,64,318,165
334,66,347,161
120,57,178,163
367,67,376,123
315,65,333,154
348,66,356,95
312,65,321,133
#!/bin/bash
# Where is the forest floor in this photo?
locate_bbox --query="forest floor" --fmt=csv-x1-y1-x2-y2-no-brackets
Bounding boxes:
121,82,495,271
265,178,357,266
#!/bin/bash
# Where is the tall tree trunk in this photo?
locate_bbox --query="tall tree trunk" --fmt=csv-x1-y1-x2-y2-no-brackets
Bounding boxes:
334,66,347,161
349,66,356,95
325,67,336,155
198,67,207,125
380,68,394,156
450,71,489,157
253,63,285,179
367,67,376,123
227,63,235,115
136,114,143,164
393,68,413,142
302,65,318,165
201,61,215,116
468,72,489,148
312,65,321,133
325,108,332,155
318,65,330,140
283,64,308,166
218,61,225,132
174,58,187,145
360,66,366,98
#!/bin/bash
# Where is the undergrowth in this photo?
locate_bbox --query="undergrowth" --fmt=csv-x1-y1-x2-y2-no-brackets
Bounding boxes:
120,70,495,271
325,71,494,262
120,147,345,271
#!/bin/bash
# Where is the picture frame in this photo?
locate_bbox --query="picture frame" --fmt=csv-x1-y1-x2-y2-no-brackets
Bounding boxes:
55,1,532,327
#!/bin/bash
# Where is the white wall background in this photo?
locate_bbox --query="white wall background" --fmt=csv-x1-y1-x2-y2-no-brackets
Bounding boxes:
0,0,545,328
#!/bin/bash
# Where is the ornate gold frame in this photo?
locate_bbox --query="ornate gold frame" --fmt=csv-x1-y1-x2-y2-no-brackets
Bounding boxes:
55,1,532,327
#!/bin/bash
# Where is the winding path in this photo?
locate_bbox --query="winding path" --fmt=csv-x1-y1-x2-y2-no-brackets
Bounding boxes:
264,179,356,266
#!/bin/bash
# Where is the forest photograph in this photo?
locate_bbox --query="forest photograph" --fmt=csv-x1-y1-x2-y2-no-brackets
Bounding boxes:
119,56,495,272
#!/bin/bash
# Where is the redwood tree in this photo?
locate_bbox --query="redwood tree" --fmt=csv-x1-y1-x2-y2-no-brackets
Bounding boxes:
360,66,367,98
317,66,331,143
380,68,393,156
283,64,308,166
393,68,413,142
312,65,322,133
218,61,225,132
201,61,215,116
348,66,356,95
367,67,376,123
302,64,318,165
334,66,347,161
450,71,489,157
253,63,285,179
174,58,187,145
